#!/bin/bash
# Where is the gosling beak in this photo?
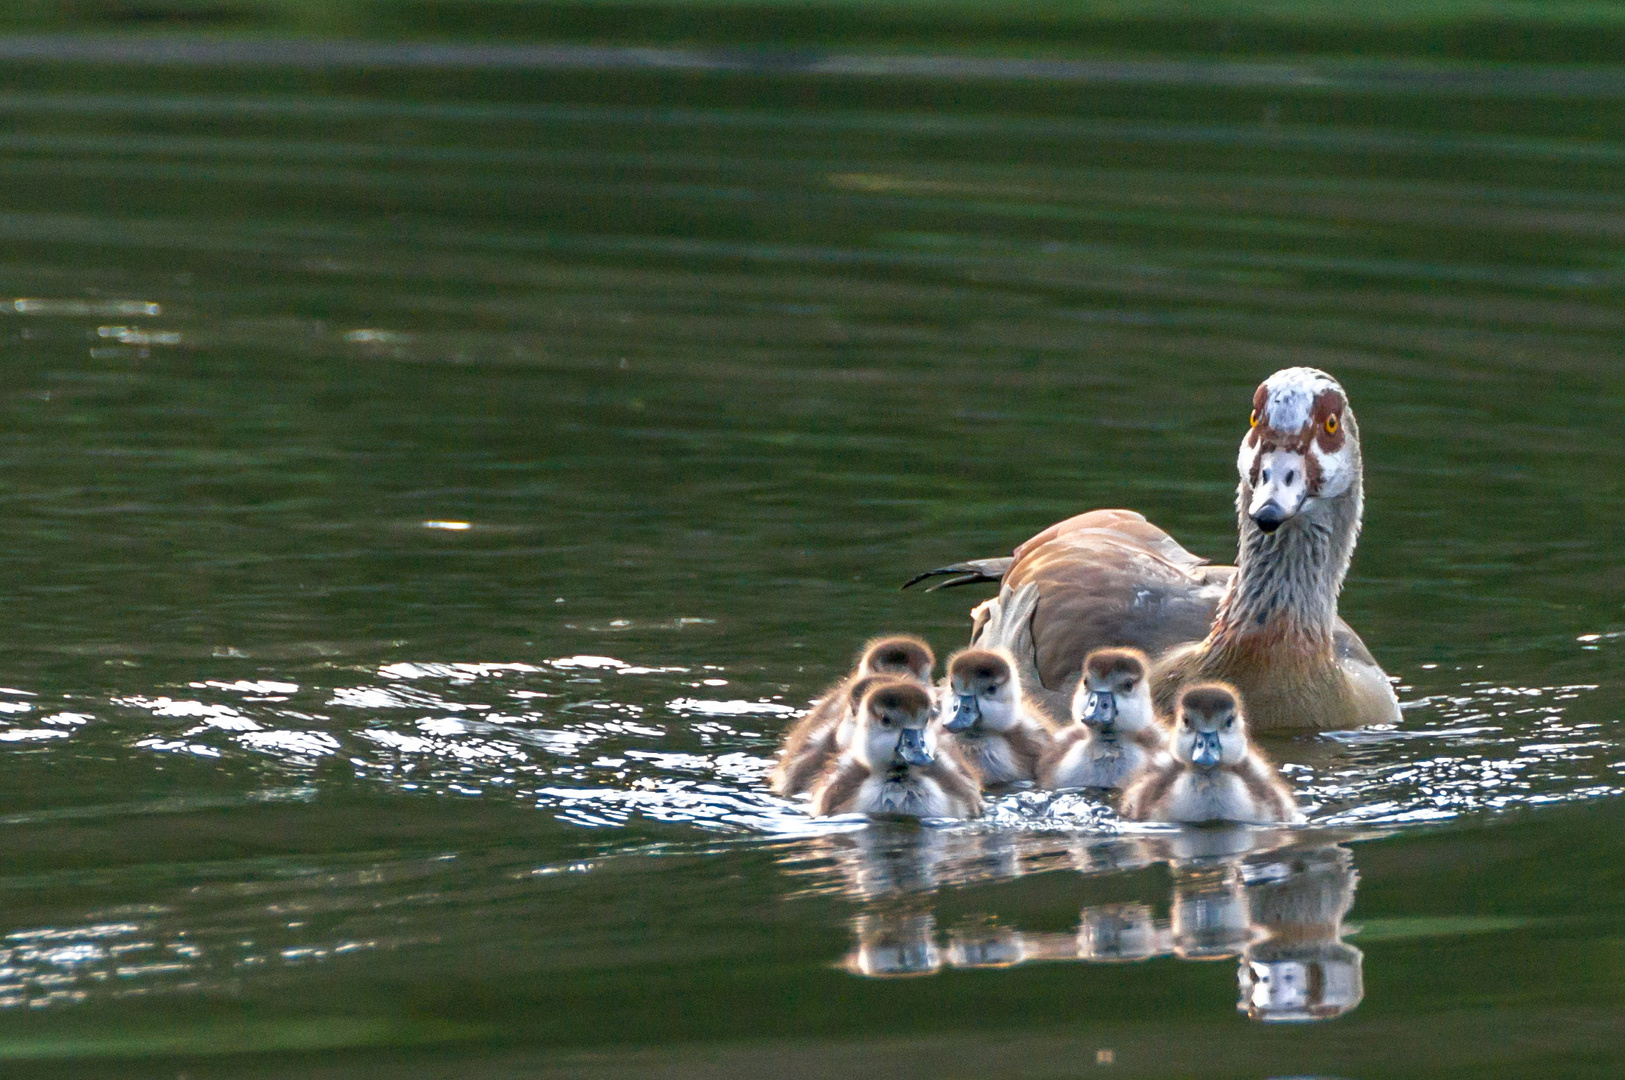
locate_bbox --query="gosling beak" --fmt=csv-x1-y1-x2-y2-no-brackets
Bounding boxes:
895,727,934,767
1080,690,1117,733
1191,730,1223,768
945,694,980,732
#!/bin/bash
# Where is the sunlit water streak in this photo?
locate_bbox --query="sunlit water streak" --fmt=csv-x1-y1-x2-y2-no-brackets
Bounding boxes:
13,640,1604,846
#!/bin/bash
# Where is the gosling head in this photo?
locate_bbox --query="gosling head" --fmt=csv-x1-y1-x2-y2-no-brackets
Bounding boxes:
1237,367,1361,535
857,634,936,684
942,648,1020,734
1072,648,1154,735
1173,683,1249,770
854,679,937,772
833,672,893,751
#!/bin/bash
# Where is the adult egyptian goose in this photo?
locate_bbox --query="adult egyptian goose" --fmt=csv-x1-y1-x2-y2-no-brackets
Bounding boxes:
906,367,1399,732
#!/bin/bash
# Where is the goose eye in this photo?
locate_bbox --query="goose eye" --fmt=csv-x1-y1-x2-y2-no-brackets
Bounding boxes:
1249,409,1260,428
1121,679,1136,694
880,715,894,727
1223,719,1234,730
1325,414,1339,434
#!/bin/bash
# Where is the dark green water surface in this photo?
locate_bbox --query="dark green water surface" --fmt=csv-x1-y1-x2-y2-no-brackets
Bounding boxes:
0,38,1622,1077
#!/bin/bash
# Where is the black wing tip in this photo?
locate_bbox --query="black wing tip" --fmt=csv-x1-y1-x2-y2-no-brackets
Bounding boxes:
899,559,1010,592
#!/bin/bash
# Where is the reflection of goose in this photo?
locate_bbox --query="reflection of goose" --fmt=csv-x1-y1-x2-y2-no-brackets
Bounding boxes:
1238,845,1363,1022
907,368,1399,732
1121,684,1300,825
940,647,1057,785
1039,647,1166,790
842,908,941,978
1076,903,1170,962
810,679,982,819
771,635,935,796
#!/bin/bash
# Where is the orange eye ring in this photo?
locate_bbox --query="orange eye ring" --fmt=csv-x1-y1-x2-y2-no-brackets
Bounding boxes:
1249,409,1259,428
1325,414,1340,434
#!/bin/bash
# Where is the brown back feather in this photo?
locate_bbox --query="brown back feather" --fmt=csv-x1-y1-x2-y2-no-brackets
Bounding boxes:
810,758,871,816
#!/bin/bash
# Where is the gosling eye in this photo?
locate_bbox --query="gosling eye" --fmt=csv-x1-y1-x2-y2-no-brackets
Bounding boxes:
1261,468,1272,483
1223,718,1234,730
880,715,894,727
1120,679,1136,694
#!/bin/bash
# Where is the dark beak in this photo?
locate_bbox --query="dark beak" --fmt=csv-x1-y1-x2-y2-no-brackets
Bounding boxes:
1079,690,1116,732
1191,730,1223,768
1251,501,1288,534
945,694,980,732
895,727,934,767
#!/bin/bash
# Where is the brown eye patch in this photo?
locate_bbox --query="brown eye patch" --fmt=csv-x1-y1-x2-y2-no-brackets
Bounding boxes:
1312,389,1347,451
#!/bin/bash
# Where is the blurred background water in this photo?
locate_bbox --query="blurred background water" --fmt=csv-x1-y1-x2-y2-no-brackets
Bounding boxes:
0,3,1622,1076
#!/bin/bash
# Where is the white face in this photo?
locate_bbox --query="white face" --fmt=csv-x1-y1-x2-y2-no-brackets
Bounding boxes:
1074,664,1154,733
950,671,1015,731
858,702,936,771
1237,367,1357,532
1173,707,1248,768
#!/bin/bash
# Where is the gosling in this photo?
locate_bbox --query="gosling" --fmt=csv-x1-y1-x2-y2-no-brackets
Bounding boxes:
1120,683,1301,825
1037,648,1166,790
939,647,1058,786
769,634,935,797
810,678,983,819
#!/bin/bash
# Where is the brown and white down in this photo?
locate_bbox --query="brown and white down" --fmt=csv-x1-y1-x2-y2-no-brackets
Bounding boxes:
1120,683,1300,825
810,678,983,820
938,647,1058,786
769,634,935,797
1037,647,1167,791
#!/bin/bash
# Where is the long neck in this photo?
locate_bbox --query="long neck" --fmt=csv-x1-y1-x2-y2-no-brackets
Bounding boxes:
1210,474,1362,653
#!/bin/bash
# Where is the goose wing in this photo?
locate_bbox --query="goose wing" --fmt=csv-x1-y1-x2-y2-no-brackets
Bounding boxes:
996,510,1230,694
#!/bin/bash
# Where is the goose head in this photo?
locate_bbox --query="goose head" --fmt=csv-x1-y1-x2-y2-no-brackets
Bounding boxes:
857,634,936,683
1237,367,1362,535
1174,683,1250,770
1073,648,1156,736
855,679,938,772
942,648,1021,734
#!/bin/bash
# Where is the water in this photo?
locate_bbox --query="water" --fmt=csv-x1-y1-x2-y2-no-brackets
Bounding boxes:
0,33,1622,1077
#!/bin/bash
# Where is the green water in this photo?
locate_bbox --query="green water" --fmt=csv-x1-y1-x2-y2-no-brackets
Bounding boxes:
0,20,1621,1077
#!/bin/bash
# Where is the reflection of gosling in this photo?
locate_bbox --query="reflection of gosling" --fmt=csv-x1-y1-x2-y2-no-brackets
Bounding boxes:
1076,903,1169,963
842,909,941,977
770,635,935,796
1038,648,1166,790
1170,864,1252,960
1239,845,1364,1022
810,679,983,819
940,648,1058,785
946,917,1027,969
1121,684,1301,824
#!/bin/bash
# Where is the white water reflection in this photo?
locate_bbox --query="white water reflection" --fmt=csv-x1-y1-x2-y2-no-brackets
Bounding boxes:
0,649,1606,839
